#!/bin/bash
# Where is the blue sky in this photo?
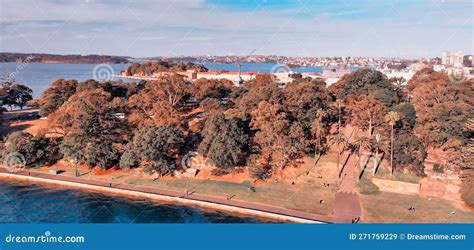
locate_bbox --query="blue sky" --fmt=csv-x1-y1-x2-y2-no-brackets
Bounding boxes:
0,0,472,58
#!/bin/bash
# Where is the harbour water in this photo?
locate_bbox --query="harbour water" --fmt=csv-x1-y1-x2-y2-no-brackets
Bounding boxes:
0,62,324,98
0,180,265,223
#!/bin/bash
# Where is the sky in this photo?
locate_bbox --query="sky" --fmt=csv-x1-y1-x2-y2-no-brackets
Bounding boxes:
0,0,472,58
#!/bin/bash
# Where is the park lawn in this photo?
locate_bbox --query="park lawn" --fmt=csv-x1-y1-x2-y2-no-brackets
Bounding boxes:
127,177,336,215
32,162,337,215
358,155,422,183
360,192,474,223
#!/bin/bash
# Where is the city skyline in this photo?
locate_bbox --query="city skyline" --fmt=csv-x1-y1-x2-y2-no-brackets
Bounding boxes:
1,0,473,58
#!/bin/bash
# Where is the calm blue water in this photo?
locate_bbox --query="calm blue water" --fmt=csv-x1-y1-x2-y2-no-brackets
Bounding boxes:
0,62,326,98
0,180,265,223
0,63,130,99
202,62,324,74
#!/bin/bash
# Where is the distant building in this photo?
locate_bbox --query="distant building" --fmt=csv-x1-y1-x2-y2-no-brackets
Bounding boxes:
322,67,350,78
442,51,464,67
463,55,472,67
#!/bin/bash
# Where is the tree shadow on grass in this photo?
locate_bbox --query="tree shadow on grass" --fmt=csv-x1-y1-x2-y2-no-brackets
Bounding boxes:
0,124,32,137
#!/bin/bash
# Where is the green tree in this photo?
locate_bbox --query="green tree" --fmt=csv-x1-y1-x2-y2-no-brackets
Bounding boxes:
329,69,394,102
284,78,332,131
371,133,389,175
231,83,284,121
385,111,402,175
120,125,184,175
333,99,344,132
392,131,426,175
391,102,416,129
198,113,248,174
55,89,128,169
346,94,387,136
330,132,348,179
1,132,62,168
250,101,306,171
311,109,328,165
352,134,372,179
8,84,33,110
37,79,78,117
460,118,473,207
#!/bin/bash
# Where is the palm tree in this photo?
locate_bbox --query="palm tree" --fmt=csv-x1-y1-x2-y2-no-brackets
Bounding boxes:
330,132,348,179
385,111,402,175
353,134,372,179
311,109,327,165
334,99,344,132
371,133,389,175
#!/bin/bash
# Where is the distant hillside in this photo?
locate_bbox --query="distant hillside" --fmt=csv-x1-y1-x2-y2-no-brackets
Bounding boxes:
124,61,208,76
0,53,130,64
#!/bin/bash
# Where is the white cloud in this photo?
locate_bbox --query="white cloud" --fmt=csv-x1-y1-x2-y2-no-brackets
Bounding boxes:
0,0,472,57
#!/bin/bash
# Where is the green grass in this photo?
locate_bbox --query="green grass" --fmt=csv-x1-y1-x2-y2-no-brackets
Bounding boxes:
360,155,421,184
31,155,472,223
127,177,336,214
358,177,380,195
393,172,421,183
361,192,474,223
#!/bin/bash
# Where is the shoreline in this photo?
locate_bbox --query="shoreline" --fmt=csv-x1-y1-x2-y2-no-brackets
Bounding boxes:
0,168,343,224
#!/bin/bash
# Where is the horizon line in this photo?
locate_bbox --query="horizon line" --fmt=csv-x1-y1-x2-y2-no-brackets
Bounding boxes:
4,51,471,60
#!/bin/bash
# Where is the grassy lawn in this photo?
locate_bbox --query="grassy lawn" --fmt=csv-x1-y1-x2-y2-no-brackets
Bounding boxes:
358,168,472,223
358,155,421,183
29,155,474,222
127,177,336,215
360,192,474,223
32,163,337,215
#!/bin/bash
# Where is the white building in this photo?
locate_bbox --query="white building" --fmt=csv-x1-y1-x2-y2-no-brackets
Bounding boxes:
442,51,464,67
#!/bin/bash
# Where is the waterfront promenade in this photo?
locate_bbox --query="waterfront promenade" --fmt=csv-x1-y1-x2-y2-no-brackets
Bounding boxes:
0,167,353,224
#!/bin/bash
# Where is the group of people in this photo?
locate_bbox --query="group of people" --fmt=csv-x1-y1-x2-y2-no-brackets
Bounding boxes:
351,217,361,223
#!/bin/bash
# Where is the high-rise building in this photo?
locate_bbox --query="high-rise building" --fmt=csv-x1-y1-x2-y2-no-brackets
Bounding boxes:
442,51,450,65
442,51,464,67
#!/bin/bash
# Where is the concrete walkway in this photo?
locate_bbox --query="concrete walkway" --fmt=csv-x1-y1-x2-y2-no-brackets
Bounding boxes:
0,167,352,224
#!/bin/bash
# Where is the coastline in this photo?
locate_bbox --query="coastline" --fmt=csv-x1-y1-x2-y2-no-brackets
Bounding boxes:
0,168,342,224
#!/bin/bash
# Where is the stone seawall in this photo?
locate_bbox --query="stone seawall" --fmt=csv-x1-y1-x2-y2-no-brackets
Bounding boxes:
0,171,325,224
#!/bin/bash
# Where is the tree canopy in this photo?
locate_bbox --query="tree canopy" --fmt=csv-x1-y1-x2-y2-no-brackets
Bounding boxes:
198,113,248,174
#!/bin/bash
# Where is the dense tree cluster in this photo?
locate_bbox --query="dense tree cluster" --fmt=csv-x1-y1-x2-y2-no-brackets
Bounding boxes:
124,61,208,76
37,79,78,117
198,113,248,175
0,132,62,168
328,69,428,174
407,68,472,158
1,67,472,207
0,78,33,111
406,69,473,206
0,53,128,64
57,89,128,169
120,125,184,175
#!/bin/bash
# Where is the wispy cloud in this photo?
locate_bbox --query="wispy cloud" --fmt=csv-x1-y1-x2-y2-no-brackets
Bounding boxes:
0,0,472,57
